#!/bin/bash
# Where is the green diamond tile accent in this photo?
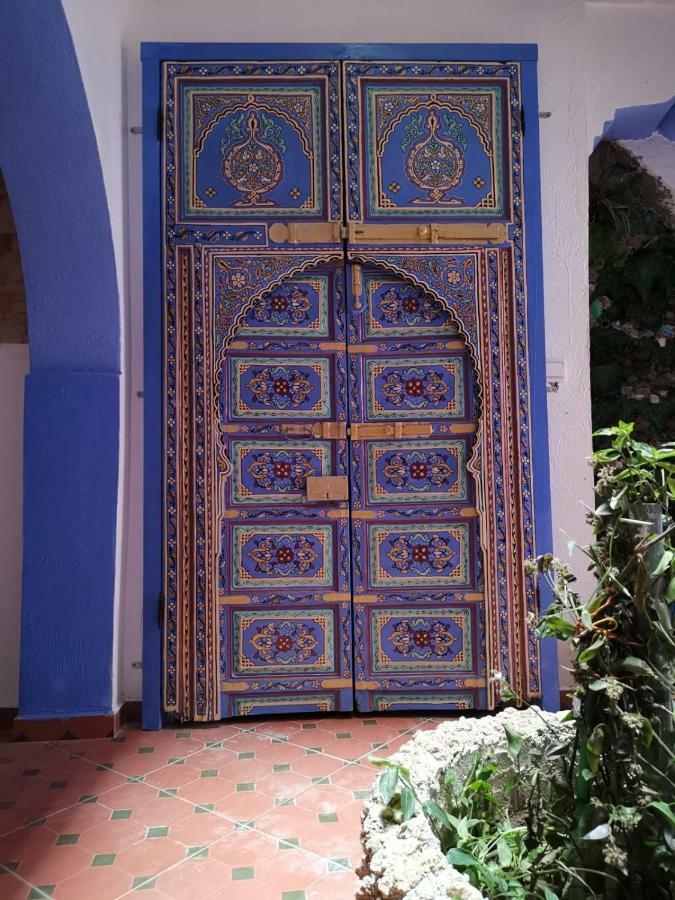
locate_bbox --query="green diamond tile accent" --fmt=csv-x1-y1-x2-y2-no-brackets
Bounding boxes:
111,809,132,820
187,845,208,859
278,837,300,850
56,834,79,846
362,719,377,726
92,853,116,867
306,747,323,755
158,788,178,798
353,790,371,799
312,776,330,785
301,723,317,730
232,866,254,881
238,751,255,760
132,876,157,891
205,741,222,749
235,821,255,831
50,780,68,789
272,737,288,744
176,731,192,739
22,768,41,776
26,817,46,827
319,812,339,824
147,826,169,838
275,797,295,807
282,891,306,900
127,775,145,783
96,762,114,771
372,742,389,750
201,769,218,778
194,803,215,814
0,861,19,872
138,746,154,754
79,794,98,804
236,782,254,792
111,734,126,742
336,732,352,740
398,729,408,735
273,763,291,772
168,758,185,766
328,858,350,872
29,887,55,899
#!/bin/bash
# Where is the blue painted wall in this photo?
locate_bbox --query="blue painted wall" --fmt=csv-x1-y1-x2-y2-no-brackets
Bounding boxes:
0,0,121,717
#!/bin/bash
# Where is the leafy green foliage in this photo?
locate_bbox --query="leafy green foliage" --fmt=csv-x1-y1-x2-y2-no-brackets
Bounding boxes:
534,423,675,896
589,141,675,445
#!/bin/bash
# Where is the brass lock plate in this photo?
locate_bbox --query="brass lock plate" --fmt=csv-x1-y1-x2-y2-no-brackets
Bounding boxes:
306,476,349,502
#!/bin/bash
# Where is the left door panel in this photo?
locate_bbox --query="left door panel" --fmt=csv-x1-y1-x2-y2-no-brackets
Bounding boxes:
162,61,344,721
218,266,353,716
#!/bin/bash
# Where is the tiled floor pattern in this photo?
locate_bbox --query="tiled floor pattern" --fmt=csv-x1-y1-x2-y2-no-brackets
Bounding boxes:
0,715,436,899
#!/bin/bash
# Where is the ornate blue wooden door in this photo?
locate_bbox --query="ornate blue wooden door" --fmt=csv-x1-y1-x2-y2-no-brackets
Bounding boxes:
160,53,541,721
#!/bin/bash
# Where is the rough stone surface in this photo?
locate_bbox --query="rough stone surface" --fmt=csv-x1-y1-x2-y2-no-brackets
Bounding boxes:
357,708,571,899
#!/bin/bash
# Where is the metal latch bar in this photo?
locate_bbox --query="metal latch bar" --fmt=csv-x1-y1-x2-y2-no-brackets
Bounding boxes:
281,422,347,440
350,422,434,440
347,221,508,245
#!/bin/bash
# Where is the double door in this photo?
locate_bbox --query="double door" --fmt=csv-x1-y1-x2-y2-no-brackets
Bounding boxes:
159,51,543,720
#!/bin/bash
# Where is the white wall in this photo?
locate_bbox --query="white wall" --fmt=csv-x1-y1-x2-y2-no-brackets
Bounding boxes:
57,0,675,702
0,344,28,707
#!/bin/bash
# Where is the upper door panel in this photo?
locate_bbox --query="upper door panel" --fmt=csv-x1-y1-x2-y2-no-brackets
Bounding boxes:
166,62,343,227
344,62,515,223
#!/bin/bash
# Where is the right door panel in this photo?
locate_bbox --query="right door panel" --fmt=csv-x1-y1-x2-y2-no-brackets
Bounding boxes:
348,266,486,712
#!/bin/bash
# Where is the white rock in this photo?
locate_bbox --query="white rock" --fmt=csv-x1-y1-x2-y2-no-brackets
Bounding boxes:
357,708,571,899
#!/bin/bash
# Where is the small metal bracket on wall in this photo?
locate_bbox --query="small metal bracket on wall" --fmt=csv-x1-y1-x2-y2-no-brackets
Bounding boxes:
546,359,565,393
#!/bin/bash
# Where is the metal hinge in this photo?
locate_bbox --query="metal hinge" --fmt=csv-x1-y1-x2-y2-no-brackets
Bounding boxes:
268,222,344,244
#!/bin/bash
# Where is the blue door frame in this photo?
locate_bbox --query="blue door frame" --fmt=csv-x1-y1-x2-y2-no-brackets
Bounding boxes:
141,41,557,729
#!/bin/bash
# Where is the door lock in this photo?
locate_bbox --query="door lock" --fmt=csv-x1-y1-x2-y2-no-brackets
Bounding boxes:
306,476,349,502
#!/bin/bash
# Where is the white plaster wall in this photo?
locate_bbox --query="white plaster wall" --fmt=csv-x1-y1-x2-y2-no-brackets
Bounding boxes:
57,0,675,702
0,344,28,707
621,132,675,201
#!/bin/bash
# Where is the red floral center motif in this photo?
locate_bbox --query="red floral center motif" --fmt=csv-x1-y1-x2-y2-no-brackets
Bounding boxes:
273,378,290,395
275,547,294,564
402,296,420,313
410,462,428,479
405,378,425,396
273,461,292,479
275,635,294,652
412,546,430,563
271,295,288,312
413,630,431,647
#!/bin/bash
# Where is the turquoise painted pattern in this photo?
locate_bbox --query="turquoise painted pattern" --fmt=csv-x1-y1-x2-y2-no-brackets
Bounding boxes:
368,522,471,587
230,439,333,505
237,274,330,337
369,606,473,673
366,439,468,505
372,693,474,711
232,608,335,675
365,356,466,420
230,356,332,420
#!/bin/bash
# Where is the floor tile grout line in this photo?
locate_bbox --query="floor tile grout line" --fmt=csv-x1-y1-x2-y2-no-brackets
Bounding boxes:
0,717,422,849
0,861,47,898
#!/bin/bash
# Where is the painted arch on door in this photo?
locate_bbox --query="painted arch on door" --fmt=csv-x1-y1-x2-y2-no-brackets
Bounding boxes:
143,44,556,724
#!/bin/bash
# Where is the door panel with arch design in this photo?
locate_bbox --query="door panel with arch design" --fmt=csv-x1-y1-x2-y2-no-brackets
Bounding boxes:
156,49,544,722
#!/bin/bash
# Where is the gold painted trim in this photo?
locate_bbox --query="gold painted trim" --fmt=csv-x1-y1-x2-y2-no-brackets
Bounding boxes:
269,221,343,244
347,221,508,245
350,422,434,440
218,595,252,605
349,510,377,520
220,682,249,692
320,678,353,689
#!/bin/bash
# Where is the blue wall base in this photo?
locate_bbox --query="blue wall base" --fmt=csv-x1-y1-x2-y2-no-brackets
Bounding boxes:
19,371,120,719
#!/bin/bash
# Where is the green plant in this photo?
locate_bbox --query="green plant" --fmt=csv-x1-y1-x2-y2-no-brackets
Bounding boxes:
535,422,675,896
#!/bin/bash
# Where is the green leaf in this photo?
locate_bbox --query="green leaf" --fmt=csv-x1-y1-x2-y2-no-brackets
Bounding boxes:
620,656,655,676
586,724,607,774
496,837,513,867
399,786,415,821
446,848,478,869
579,636,605,664
651,549,673,578
503,726,525,761
422,800,453,831
378,766,398,805
542,886,560,900
664,576,675,602
583,822,611,840
649,801,675,831
588,678,609,691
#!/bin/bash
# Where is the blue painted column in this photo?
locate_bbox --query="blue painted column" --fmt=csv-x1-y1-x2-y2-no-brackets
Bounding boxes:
0,1,121,718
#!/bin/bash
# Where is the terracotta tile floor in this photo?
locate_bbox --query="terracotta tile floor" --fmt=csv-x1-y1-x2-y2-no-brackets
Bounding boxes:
0,715,437,899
